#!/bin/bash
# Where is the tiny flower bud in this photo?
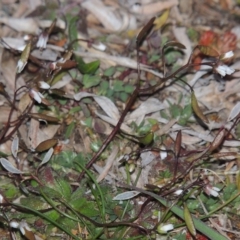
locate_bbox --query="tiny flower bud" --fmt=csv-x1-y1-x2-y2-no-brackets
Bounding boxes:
29,89,44,103
157,223,174,234
38,81,50,89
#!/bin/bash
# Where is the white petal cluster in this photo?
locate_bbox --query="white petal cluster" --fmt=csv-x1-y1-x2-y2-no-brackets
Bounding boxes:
10,220,32,236
216,65,235,77
205,185,220,197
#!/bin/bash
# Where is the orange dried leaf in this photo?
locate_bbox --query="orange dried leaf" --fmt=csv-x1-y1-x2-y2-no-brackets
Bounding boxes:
191,91,209,123
198,45,219,57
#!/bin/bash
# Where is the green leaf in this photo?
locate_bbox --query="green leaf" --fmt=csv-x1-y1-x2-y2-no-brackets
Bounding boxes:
58,217,77,230
69,197,87,211
52,150,77,169
55,178,72,200
113,80,124,92
82,60,100,74
124,84,134,93
40,186,62,199
4,183,18,198
65,121,75,139
68,16,79,50
169,104,182,119
181,104,192,119
44,209,60,221
184,203,196,236
103,66,116,77
12,202,78,240
119,92,128,102
20,196,48,210
83,74,101,88
138,131,154,145
75,57,100,74
99,80,109,90
70,187,86,201
80,202,99,217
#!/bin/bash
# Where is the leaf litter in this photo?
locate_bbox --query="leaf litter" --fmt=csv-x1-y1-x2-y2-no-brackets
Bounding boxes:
0,0,240,239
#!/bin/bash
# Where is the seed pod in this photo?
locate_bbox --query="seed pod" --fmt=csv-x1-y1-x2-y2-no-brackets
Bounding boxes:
29,113,59,123
208,128,226,153
191,91,209,123
138,131,154,146
174,130,182,158
128,163,135,173
35,139,58,152
17,41,31,73
184,203,196,237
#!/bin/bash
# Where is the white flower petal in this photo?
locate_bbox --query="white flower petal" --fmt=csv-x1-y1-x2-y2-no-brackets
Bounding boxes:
206,186,219,197
38,81,50,89
174,189,183,195
10,221,19,228
222,51,234,59
36,33,49,49
226,67,235,75
29,89,42,103
216,65,235,77
212,187,220,192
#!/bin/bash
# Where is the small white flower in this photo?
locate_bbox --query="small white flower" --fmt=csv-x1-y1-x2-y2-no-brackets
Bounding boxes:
36,32,49,49
205,185,220,197
38,81,50,89
216,65,235,77
10,220,19,228
92,42,106,51
174,189,183,195
221,51,234,60
159,145,167,160
29,89,44,103
157,223,174,233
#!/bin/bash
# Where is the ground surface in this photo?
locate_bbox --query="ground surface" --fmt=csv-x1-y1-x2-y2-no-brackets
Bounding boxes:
0,0,240,239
